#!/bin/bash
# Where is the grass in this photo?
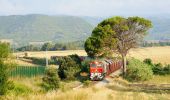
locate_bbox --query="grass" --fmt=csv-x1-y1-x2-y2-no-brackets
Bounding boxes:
14,46,170,65
3,82,170,100
143,75,170,84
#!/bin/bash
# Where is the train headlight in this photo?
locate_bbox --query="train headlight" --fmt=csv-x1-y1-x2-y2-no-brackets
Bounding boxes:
90,73,103,80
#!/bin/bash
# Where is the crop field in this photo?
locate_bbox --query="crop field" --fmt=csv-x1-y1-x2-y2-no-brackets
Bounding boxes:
14,46,170,64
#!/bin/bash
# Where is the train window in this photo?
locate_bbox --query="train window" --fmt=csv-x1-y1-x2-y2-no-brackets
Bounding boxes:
91,63,97,67
90,63,103,68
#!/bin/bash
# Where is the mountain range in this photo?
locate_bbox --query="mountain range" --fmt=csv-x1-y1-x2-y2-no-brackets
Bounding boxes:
0,14,170,46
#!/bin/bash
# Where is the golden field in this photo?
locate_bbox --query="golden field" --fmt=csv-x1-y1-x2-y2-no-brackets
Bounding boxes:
14,46,170,64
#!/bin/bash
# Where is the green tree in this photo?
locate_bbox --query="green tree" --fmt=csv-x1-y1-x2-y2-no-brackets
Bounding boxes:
41,42,54,51
42,66,60,91
0,43,13,95
85,16,152,76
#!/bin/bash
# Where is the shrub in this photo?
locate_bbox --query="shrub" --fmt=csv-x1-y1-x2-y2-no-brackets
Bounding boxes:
143,58,153,66
69,54,82,65
57,56,81,80
0,43,15,95
163,65,170,74
126,58,153,82
42,66,60,91
143,58,170,75
9,83,32,95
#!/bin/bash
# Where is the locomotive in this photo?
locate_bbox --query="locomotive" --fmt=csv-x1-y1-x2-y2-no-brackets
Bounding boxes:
89,59,122,80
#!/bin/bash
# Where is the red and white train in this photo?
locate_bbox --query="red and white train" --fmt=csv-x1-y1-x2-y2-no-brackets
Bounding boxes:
89,59,122,80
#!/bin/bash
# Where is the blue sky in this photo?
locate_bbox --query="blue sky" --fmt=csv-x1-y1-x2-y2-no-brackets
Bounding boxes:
0,0,170,17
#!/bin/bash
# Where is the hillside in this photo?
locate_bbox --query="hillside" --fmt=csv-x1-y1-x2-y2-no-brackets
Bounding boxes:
0,15,170,46
146,17,170,40
0,14,93,45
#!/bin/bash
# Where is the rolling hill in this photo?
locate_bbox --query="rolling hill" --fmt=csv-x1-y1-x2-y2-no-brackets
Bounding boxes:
0,14,93,45
0,14,170,46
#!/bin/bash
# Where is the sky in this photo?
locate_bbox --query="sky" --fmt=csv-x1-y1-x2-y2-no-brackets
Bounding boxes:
0,0,170,17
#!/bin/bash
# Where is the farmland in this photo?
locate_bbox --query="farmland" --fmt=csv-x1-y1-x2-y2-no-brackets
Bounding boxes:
14,46,170,64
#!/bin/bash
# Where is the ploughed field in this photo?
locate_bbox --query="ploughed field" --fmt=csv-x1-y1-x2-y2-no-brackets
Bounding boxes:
14,46,170,64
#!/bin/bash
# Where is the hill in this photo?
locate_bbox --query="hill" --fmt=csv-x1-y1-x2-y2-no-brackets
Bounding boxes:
0,14,93,45
146,16,170,40
0,15,170,46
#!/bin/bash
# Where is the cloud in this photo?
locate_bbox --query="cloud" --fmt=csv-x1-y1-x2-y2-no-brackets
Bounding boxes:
0,0,170,16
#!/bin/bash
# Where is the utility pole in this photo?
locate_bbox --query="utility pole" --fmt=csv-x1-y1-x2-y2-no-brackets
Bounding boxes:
46,49,48,67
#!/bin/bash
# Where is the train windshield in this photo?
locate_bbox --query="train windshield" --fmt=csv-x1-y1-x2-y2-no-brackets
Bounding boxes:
91,63,103,68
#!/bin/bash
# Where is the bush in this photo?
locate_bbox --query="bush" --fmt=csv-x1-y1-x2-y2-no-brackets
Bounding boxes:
81,60,90,73
42,66,60,91
163,65,170,74
143,58,170,75
9,83,32,95
143,58,153,66
126,58,153,82
57,56,81,80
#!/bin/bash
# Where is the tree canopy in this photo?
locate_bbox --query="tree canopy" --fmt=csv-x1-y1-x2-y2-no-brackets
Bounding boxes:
84,16,152,75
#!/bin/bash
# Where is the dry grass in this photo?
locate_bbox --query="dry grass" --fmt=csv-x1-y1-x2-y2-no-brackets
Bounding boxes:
14,59,37,66
128,46,170,64
3,82,170,100
14,46,170,64
142,75,170,84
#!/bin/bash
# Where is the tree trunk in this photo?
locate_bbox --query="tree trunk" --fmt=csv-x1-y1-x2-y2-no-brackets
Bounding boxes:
122,55,127,77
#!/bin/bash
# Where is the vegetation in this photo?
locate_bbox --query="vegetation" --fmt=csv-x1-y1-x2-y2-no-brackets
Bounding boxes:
142,41,170,47
16,41,84,51
126,58,153,82
143,58,170,75
42,66,60,91
85,16,152,76
0,43,15,95
0,15,93,45
57,56,81,80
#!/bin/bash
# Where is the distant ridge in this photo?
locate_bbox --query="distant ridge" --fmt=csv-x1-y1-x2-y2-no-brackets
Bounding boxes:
0,14,170,46
0,14,93,45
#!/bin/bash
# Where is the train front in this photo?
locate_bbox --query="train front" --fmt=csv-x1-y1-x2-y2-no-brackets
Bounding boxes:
90,61,104,80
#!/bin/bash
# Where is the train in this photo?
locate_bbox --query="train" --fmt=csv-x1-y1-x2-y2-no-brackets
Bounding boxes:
89,59,122,80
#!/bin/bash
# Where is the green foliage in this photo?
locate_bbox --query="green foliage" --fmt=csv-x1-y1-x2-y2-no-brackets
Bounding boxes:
57,56,81,80
81,59,93,73
69,54,82,65
0,43,14,95
143,58,153,66
85,16,152,59
42,66,60,91
0,43,10,58
142,41,170,47
9,83,32,95
17,45,41,51
126,58,153,82
41,42,54,51
143,58,170,75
